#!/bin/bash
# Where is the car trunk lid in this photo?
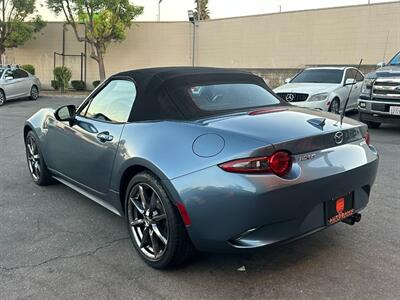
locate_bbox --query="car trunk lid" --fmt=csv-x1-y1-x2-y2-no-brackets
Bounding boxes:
199,106,366,154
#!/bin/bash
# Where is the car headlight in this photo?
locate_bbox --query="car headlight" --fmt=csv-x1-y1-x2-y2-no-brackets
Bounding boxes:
361,78,374,95
308,93,329,102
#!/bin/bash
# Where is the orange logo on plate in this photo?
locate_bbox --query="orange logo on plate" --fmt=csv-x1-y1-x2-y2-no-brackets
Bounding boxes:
336,198,345,214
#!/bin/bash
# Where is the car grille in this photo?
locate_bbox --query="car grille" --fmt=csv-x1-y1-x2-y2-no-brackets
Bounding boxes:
372,78,400,102
371,103,400,112
276,93,309,102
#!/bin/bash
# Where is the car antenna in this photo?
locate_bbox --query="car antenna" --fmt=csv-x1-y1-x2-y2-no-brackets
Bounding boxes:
340,59,363,127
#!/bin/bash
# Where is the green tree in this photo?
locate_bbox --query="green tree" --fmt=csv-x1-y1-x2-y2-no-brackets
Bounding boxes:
0,0,45,56
194,0,210,20
46,0,143,81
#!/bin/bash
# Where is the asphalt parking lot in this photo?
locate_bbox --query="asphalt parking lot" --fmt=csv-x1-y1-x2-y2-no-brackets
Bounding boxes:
0,96,399,299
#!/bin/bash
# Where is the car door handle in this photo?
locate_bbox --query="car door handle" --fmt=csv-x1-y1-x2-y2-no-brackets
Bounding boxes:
97,132,113,142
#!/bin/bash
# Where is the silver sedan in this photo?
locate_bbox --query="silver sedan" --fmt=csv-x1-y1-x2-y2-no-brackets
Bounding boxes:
0,67,41,106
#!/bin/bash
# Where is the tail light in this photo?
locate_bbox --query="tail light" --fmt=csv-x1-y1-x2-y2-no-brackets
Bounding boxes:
219,151,292,176
364,130,370,146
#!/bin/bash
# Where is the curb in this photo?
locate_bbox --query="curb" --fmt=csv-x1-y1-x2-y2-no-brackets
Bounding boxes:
40,93,88,99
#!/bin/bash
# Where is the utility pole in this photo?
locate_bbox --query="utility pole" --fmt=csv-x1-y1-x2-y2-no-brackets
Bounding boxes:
188,10,197,66
157,0,162,22
197,0,201,21
279,5,282,13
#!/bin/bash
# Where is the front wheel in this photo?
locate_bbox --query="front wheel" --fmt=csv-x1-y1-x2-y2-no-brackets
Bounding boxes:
30,85,39,100
25,131,54,185
366,121,381,129
328,98,340,114
0,90,5,106
359,114,381,129
125,172,195,269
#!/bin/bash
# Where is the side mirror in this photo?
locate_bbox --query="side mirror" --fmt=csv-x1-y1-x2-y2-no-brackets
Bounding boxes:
54,105,76,123
284,78,291,84
345,78,356,86
5,76,13,80
376,61,385,69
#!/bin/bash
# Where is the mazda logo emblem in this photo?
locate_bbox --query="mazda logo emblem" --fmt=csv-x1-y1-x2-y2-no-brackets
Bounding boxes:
395,86,400,91
334,131,344,145
285,93,295,102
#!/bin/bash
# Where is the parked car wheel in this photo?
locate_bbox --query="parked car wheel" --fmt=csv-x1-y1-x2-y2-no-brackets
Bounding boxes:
366,121,381,129
359,114,381,129
0,90,5,106
25,131,54,185
125,172,195,269
30,85,39,101
329,98,340,114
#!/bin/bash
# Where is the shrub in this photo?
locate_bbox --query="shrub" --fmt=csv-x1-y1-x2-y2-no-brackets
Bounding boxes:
21,64,35,75
51,80,61,90
71,80,86,91
53,66,72,91
92,80,101,88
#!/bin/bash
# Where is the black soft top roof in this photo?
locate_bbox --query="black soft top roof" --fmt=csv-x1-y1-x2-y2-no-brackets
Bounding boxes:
112,67,279,121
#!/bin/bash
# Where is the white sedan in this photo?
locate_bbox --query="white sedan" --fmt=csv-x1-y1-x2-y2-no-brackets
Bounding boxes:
0,66,41,106
273,67,364,114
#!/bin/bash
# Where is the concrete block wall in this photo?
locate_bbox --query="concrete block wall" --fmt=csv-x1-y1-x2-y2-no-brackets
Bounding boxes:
5,2,400,89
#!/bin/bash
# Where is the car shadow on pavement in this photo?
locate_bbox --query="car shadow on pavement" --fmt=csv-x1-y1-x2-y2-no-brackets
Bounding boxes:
179,228,341,273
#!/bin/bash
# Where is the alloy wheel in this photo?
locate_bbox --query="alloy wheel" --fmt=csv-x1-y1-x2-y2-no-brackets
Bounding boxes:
330,100,340,114
26,136,41,181
128,183,169,261
0,92,4,106
31,86,39,100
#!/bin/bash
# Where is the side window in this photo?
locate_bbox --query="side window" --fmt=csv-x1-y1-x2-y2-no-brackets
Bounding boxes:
82,80,136,123
355,71,364,82
13,69,29,79
344,69,356,81
5,70,13,79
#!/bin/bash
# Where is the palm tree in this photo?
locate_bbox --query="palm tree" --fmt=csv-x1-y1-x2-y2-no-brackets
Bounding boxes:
194,0,210,20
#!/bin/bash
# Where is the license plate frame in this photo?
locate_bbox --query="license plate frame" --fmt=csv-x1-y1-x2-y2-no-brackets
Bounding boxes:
326,193,355,225
389,106,400,116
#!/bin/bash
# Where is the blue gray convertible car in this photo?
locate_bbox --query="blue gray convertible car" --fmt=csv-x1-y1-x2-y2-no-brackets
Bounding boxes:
24,67,379,269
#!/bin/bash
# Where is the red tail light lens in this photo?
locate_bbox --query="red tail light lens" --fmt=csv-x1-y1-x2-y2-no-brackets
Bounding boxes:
219,151,292,176
269,151,293,176
364,130,370,146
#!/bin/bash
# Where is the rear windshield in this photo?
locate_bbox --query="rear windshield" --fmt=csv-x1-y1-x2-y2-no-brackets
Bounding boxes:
291,69,343,84
188,83,280,111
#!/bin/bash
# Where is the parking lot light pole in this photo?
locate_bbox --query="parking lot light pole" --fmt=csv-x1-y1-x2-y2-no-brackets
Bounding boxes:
188,10,197,67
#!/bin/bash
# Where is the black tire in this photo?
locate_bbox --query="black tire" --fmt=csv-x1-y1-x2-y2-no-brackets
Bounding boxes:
328,98,340,114
359,114,381,129
125,171,195,269
25,131,54,186
29,85,39,100
366,121,381,129
0,90,5,106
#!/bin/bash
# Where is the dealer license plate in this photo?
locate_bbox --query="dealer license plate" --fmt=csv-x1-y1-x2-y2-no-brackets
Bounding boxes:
326,193,354,225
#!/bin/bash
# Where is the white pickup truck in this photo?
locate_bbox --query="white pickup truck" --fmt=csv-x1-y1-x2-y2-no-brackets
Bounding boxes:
358,51,400,128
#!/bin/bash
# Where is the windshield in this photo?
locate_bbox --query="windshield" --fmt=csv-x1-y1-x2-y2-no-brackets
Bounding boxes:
389,52,400,65
188,83,281,112
291,69,343,84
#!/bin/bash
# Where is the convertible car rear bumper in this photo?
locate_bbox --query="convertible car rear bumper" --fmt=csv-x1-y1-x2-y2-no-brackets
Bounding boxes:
168,141,379,252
